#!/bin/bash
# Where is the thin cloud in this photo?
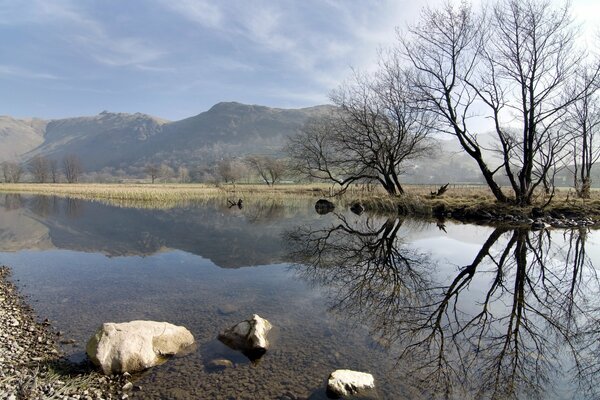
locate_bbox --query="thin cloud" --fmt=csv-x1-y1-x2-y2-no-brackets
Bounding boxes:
0,65,61,80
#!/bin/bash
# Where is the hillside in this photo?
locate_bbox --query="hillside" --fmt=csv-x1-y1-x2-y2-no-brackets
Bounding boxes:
0,102,333,172
0,116,46,161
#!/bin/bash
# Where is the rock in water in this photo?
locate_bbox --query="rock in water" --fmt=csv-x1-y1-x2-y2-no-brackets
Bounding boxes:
315,199,335,215
218,314,272,360
327,369,375,397
86,320,195,374
350,203,364,215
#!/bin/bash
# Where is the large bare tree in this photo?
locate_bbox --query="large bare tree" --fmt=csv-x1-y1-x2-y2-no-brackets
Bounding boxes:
404,0,591,205
288,61,435,195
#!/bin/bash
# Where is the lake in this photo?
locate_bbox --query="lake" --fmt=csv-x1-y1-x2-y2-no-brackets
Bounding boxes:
1,194,599,399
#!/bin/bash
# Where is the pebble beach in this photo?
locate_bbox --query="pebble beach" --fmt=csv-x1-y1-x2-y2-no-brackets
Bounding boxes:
0,266,128,400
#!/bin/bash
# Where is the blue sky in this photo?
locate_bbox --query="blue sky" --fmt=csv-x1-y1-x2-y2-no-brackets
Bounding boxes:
0,0,598,120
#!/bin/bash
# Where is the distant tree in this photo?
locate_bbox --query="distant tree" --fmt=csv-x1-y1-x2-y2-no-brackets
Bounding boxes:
159,163,174,183
246,155,286,186
2,161,23,183
28,155,50,183
63,154,83,183
144,164,160,183
564,65,600,198
49,159,59,183
216,159,242,184
178,166,190,183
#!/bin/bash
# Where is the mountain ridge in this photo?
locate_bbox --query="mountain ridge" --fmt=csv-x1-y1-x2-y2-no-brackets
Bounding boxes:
0,102,333,172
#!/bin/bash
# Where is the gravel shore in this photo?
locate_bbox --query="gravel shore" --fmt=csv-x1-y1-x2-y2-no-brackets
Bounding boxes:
0,266,128,400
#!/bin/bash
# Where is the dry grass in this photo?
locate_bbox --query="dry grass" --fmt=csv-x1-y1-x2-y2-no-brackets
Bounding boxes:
0,183,332,206
1,182,599,217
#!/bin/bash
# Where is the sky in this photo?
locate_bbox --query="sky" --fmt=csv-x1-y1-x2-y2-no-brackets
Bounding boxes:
0,0,598,121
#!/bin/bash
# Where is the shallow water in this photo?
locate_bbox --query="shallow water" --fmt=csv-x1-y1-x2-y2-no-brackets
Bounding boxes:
0,194,599,399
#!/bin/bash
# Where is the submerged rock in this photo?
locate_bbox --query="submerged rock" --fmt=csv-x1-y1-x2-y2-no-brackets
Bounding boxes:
315,199,335,215
327,369,375,398
218,314,272,361
206,358,234,372
86,320,195,375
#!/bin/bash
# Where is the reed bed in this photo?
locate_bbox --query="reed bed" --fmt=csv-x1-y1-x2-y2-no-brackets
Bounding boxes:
1,182,599,216
0,183,336,209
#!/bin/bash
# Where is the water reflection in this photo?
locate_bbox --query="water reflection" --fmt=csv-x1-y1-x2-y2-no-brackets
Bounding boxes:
287,216,600,399
0,194,318,268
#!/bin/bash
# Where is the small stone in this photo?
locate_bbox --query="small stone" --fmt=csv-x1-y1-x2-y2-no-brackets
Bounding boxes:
122,382,133,391
218,314,272,361
207,358,234,371
9,318,19,327
327,369,375,397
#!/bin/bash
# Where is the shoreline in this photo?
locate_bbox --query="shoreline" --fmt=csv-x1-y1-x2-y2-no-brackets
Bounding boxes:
0,266,127,400
1,182,599,226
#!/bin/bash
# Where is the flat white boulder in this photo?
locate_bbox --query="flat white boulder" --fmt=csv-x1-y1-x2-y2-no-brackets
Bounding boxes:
218,314,272,360
327,369,375,397
86,320,195,375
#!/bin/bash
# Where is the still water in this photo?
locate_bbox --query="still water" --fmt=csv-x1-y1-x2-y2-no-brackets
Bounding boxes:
0,194,599,399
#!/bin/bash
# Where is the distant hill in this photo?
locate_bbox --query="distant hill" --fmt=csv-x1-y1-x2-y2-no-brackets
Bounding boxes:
0,101,491,183
0,116,46,161
0,102,333,172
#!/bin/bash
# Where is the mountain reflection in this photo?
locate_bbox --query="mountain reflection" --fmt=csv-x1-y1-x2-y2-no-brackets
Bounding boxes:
286,215,600,399
0,194,315,268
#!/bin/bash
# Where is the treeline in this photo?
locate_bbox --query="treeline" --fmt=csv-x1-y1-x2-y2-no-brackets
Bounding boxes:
1,154,83,184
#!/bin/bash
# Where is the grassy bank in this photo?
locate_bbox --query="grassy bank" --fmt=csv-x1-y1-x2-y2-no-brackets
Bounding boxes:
1,183,599,221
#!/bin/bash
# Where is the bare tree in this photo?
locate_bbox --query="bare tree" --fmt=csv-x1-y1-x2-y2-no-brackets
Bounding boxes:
144,163,160,184
245,155,285,186
564,65,600,198
177,165,190,183
2,162,23,183
49,159,59,183
63,154,83,183
289,61,435,195
401,2,508,201
216,159,241,184
158,163,174,182
28,155,50,183
404,0,591,205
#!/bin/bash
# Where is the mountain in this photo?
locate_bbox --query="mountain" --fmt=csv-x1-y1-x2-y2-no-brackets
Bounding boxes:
0,102,333,172
0,116,46,161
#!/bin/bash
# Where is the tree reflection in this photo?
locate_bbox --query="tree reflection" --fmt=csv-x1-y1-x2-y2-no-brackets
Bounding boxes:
2,194,23,210
286,217,600,399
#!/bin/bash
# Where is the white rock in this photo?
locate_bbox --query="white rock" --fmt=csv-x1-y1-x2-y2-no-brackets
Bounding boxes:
218,314,272,357
86,320,194,375
327,369,375,397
